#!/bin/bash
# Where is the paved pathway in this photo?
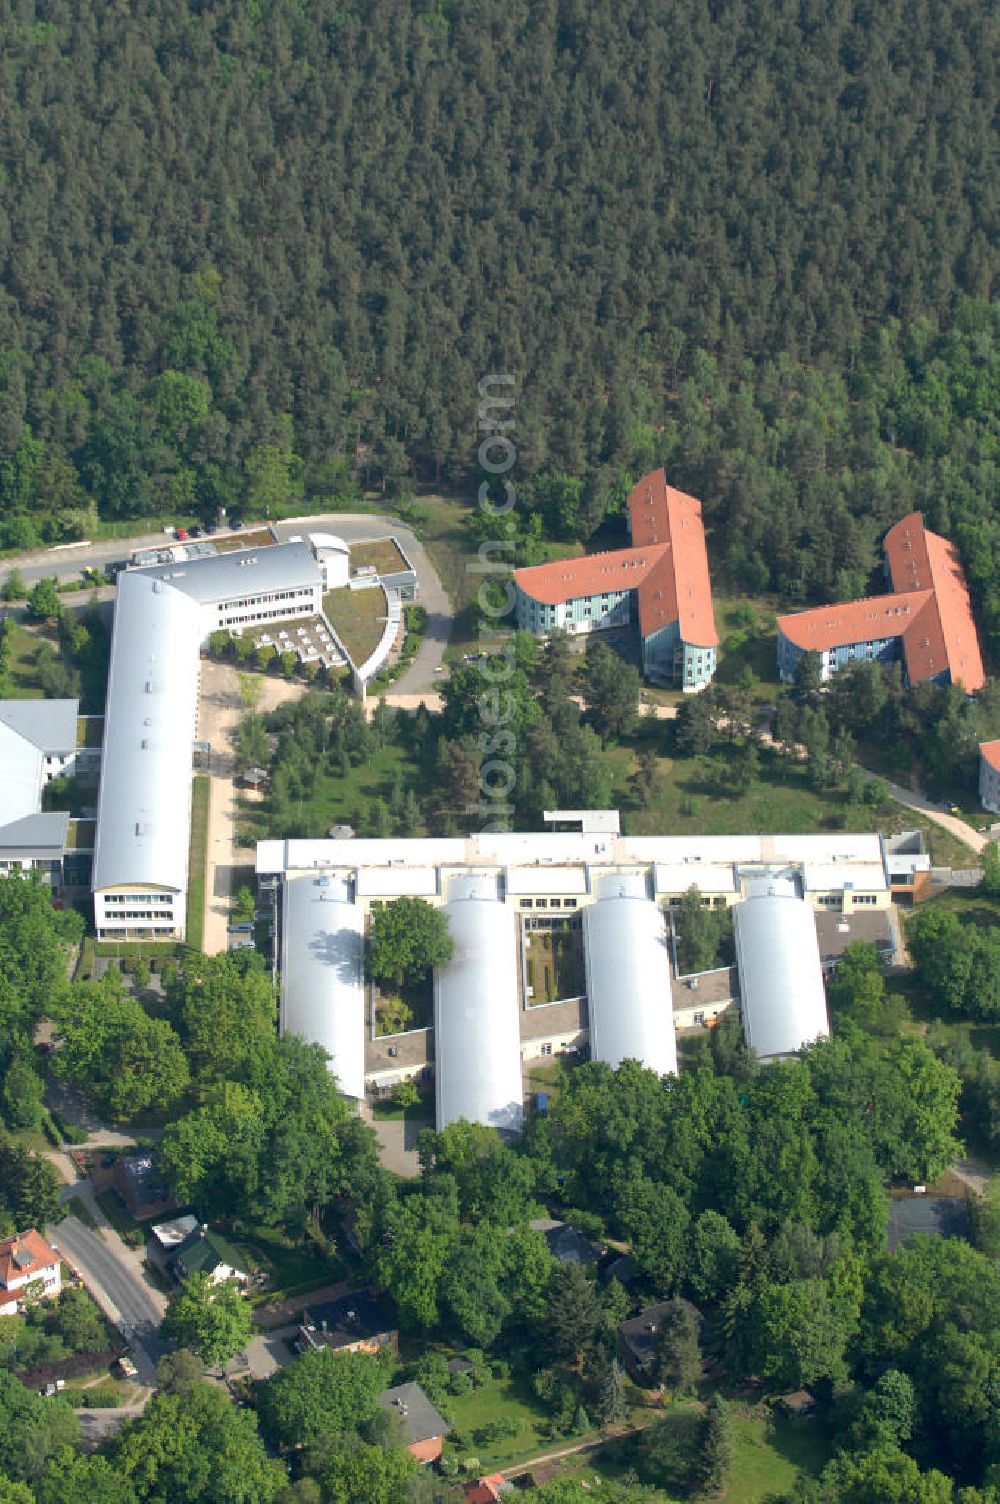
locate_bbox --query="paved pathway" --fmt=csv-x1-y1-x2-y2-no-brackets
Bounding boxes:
858,768,987,854
50,1181,169,1386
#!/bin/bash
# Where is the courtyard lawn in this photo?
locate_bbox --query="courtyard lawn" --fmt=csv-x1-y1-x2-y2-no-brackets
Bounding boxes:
323,583,390,668
712,594,783,699
525,929,585,1003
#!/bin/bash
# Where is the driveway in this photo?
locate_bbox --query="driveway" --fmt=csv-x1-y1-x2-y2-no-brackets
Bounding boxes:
50,1183,169,1386
859,768,987,855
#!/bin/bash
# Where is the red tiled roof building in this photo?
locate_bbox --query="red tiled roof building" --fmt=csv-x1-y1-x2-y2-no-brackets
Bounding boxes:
512,470,718,690
776,513,985,694
0,1229,62,1317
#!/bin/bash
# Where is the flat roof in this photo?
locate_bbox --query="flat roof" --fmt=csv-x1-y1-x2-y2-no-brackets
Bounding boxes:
506,866,588,895
259,827,890,878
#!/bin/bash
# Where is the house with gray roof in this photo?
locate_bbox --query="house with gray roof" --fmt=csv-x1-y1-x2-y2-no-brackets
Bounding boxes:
168,1226,248,1285
377,1382,450,1463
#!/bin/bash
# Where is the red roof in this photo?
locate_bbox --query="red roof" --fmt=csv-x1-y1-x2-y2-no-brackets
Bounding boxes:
464,1477,508,1504
779,512,985,693
0,1229,60,1288
777,591,932,652
981,740,1000,774
513,470,718,649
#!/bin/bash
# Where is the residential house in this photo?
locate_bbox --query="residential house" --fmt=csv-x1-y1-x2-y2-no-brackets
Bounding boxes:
377,1382,450,1463
618,1300,704,1388
0,1230,62,1317
294,1291,397,1358
464,1477,513,1504
169,1226,248,1286
111,1152,175,1221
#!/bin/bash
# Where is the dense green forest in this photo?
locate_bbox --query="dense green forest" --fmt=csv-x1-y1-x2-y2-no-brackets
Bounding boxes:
1,0,999,635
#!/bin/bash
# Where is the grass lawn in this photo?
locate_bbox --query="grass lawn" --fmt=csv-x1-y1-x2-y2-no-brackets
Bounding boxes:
350,537,411,576
76,715,104,748
371,1097,435,1125
186,775,210,951
3,622,58,697
553,1403,828,1503
525,929,585,1003
65,820,96,850
323,583,390,667
414,494,478,658
613,728,978,864
712,594,783,699
442,1369,566,1468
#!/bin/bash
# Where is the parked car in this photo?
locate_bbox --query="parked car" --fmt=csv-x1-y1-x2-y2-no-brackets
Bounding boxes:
115,1355,138,1379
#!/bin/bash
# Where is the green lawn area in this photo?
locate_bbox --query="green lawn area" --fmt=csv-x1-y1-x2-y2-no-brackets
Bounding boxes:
553,1404,828,1503
712,594,782,698
442,1369,568,1468
323,583,390,668
2,622,58,697
612,730,977,865
65,820,95,851
525,928,585,1003
186,775,210,951
375,974,433,1034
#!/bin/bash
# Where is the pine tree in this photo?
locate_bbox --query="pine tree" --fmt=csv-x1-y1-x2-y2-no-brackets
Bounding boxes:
595,1358,628,1426
697,1394,734,1498
546,1263,601,1371
655,1300,701,1395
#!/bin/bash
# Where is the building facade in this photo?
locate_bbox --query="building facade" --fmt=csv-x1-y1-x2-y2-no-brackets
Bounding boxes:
513,470,718,690
980,741,1000,814
777,513,985,692
0,699,86,887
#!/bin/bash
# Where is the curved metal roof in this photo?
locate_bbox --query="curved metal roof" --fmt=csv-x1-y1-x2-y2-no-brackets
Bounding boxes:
92,571,204,894
434,890,523,1133
281,874,365,1098
583,877,677,1076
733,877,830,1059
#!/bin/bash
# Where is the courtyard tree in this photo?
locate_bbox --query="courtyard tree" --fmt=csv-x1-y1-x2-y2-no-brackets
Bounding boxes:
25,577,62,623
368,897,454,989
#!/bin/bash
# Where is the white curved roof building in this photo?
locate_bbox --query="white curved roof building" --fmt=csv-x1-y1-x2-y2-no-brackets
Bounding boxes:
583,874,677,1076
732,877,830,1059
92,572,204,935
280,874,365,1099
434,877,523,1133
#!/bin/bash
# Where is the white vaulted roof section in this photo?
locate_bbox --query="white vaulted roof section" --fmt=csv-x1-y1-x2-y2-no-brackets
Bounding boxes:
281,874,366,1099
583,873,677,1077
434,875,523,1132
732,876,830,1060
92,570,203,893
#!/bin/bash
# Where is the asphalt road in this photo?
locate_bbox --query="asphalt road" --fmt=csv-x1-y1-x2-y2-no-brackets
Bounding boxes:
51,1212,168,1386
